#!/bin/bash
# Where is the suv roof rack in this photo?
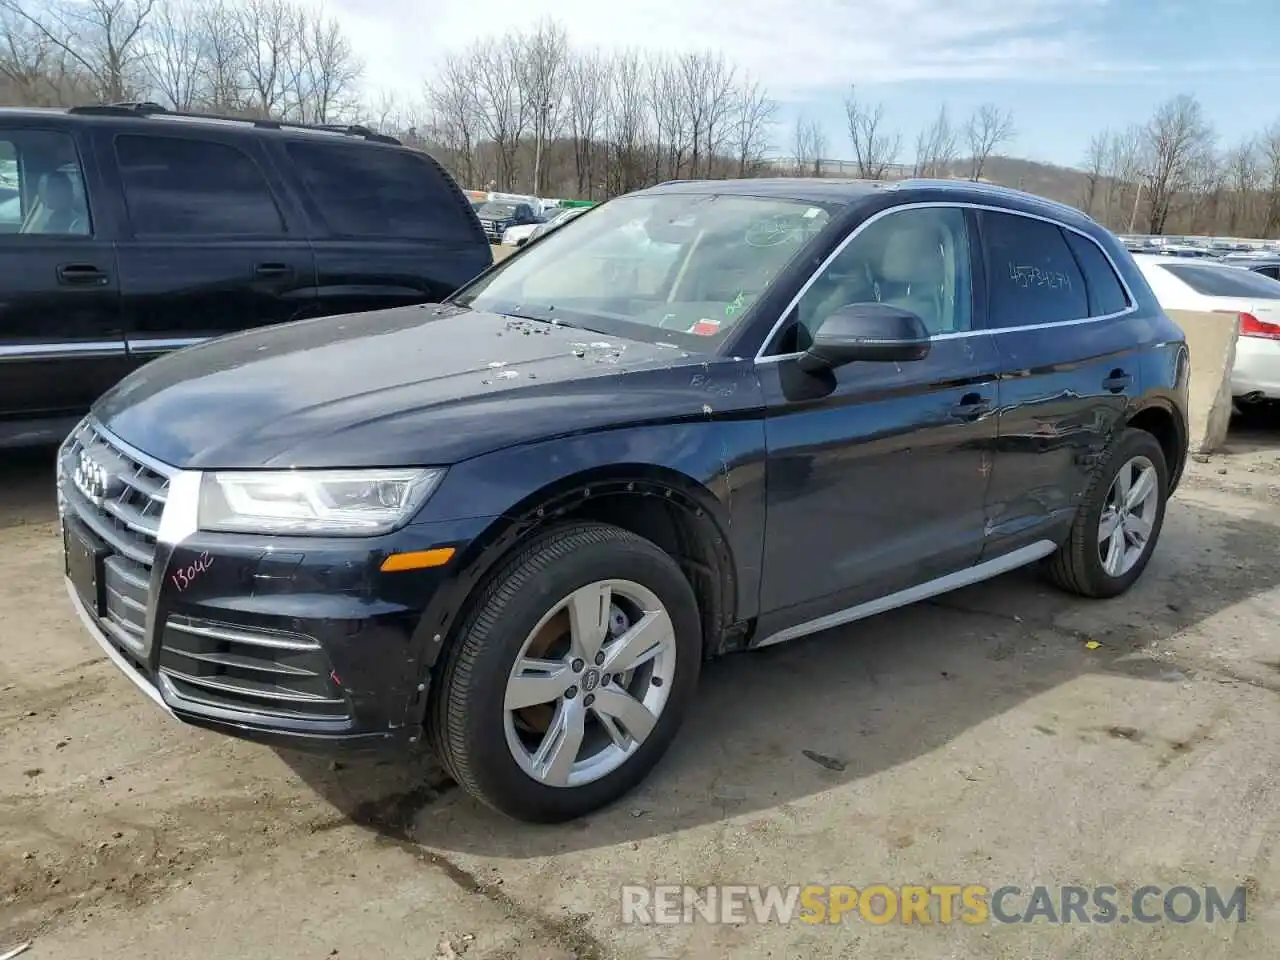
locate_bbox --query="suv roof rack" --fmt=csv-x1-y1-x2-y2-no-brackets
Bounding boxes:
65,102,402,145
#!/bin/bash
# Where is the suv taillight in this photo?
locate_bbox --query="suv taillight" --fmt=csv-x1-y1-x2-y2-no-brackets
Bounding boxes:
1239,312,1280,339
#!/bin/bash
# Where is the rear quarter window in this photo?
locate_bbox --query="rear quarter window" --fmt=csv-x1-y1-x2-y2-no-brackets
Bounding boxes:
1160,263,1280,299
1063,231,1130,316
284,140,476,242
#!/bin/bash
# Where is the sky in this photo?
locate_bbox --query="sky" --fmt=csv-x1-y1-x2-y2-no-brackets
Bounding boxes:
324,0,1280,170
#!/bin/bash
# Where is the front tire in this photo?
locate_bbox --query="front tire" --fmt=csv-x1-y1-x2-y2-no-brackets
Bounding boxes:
429,522,702,823
1044,427,1169,599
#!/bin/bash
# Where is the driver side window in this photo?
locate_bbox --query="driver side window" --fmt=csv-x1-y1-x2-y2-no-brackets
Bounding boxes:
788,206,972,351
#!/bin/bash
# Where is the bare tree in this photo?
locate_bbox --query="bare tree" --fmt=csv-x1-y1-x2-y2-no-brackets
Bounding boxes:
843,85,901,179
143,0,205,109
1081,130,1108,216
1103,124,1144,231
605,48,646,194
791,115,825,176
677,51,735,179
913,104,958,178
1258,121,1280,238
964,103,1014,180
1141,94,1214,234
292,6,361,123
469,33,528,191
518,17,568,195
234,0,296,117
564,49,609,198
1,6,96,105
3,0,155,101
729,76,774,177
1224,139,1258,235
646,53,685,182
195,0,245,112
426,51,479,189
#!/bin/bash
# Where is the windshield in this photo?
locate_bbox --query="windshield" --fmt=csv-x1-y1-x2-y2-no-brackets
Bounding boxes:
1160,262,1280,299
478,202,518,219
453,193,833,346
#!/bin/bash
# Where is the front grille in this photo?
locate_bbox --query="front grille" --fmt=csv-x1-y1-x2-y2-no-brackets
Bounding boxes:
158,615,349,721
61,420,172,657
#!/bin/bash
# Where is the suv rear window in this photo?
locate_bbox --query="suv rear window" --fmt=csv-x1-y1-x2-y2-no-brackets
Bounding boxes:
1160,262,1280,299
284,141,474,241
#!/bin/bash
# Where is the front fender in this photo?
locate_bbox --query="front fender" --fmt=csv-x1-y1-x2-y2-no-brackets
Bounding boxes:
403,419,767,694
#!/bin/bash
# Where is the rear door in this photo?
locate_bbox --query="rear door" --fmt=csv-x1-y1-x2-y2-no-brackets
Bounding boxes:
100,128,317,366
980,209,1145,559
0,124,126,441
277,138,491,317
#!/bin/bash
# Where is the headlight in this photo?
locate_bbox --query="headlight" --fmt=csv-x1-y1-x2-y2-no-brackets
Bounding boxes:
197,468,446,536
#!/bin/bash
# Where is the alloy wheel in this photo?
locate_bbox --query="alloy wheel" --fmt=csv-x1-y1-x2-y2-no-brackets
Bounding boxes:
1097,455,1159,578
502,579,677,788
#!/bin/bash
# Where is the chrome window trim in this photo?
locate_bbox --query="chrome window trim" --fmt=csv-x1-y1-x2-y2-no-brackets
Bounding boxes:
126,336,210,354
754,200,1140,365
0,341,125,361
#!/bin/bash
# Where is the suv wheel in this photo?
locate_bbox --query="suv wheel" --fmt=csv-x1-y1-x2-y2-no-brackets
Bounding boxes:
429,522,702,823
1044,427,1169,599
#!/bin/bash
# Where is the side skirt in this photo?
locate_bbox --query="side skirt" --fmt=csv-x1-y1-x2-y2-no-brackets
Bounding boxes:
753,539,1058,648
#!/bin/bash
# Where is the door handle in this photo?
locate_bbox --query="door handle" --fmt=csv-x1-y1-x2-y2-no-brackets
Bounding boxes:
949,393,992,421
254,262,292,278
57,263,109,286
1102,371,1133,393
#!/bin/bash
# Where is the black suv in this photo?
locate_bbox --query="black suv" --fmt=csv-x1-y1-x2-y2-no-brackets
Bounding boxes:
0,102,490,448
57,178,1189,823
474,199,542,243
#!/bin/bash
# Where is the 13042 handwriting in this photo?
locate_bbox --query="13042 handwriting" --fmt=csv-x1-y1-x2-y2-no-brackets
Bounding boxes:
171,552,213,592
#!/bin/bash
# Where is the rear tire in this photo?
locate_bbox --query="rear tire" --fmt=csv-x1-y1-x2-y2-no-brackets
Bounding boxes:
428,521,702,823
1044,427,1169,599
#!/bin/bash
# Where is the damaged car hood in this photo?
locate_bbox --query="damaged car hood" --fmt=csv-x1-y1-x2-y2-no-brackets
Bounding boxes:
94,304,759,469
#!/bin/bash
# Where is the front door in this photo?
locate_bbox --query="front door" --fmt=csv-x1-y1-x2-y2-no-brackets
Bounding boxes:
757,205,1000,625
976,209,1145,559
0,126,125,443
103,129,316,368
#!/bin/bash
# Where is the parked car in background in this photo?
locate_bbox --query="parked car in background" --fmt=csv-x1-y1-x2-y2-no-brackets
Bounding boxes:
501,205,581,246
475,199,542,244
59,177,1187,823
0,102,490,448
1214,253,1280,281
521,205,588,245
1134,253,1280,404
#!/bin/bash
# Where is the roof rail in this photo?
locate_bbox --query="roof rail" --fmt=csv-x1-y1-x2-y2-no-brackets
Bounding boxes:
65,102,401,145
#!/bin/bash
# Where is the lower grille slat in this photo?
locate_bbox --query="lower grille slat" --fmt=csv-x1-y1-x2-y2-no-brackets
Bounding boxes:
160,667,344,704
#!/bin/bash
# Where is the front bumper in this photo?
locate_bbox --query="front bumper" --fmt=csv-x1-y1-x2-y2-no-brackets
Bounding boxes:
57,419,495,756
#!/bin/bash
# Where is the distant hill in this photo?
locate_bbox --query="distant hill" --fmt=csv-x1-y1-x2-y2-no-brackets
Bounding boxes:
960,155,1092,209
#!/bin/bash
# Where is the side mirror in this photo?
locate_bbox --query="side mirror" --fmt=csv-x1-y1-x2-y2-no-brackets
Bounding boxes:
798,302,931,372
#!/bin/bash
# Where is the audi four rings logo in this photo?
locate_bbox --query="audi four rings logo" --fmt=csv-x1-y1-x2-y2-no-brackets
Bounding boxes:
73,449,117,504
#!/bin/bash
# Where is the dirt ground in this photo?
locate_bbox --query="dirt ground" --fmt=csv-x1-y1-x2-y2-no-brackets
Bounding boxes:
2,415,1279,960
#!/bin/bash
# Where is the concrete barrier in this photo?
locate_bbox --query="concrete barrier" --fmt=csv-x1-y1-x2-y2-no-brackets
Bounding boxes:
1168,309,1239,455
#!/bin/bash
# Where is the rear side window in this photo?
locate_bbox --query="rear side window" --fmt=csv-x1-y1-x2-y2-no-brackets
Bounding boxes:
115,134,284,236
981,211,1088,328
1160,263,1280,299
284,141,473,241
1063,231,1130,316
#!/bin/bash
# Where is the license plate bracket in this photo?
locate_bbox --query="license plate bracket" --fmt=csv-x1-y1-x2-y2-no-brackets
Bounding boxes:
64,517,107,617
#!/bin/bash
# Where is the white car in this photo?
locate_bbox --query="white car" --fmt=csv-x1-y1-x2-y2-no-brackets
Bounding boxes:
501,206,577,247
1132,253,1280,403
